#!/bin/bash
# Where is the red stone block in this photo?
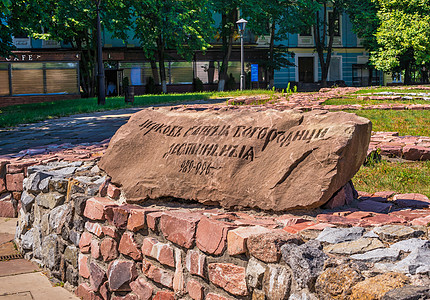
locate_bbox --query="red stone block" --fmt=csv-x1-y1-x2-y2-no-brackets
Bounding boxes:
283,221,315,234
0,178,6,193
6,162,36,174
196,217,233,255
142,259,174,288
147,211,164,231
373,191,396,199
107,260,138,291
5,173,24,191
101,238,119,262
0,200,16,218
91,239,101,259
153,291,175,300
119,232,142,260
85,221,104,237
105,206,131,229
79,254,90,278
380,144,402,157
276,215,308,227
141,237,158,257
102,226,119,238
208,263,248,296
127,208,158,232
160,212,201,248
127,209,146,232
390,210,430,221
247,231,301,263
357,200,392,213
75,283,103,300
79,231,93,253
100,282,110,300
305,223,335,231
89,262,106,292
185,250,206,278
411,215,430,226
111,295,138,300
345,211,373,219
84,197,117,221
187,279,204,300
403,145,430,160
130,277,153,300
227,226,271,256
393,193,430,209
363,214,406,226
206,293,235,300
173,248,184,293
107,183,121,199
98,178,110,197
316,214,361,226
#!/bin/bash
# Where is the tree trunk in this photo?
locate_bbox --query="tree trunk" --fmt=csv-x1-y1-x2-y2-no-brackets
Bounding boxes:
157,35,167,93
150,59,160,85
268,21,276,88
404,62,412,85
368,65,374,86
314,4,337,88
217,10,237,91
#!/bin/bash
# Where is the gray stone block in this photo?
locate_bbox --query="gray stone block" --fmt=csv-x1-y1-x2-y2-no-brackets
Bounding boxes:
281,240,327,290
351,248,400,262
316,227,365,244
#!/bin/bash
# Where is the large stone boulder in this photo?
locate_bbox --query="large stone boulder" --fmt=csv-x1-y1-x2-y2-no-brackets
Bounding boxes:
99,107,371,211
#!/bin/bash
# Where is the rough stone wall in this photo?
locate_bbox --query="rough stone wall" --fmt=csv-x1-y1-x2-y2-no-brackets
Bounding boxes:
14,160,106,288
75,197,430,300
11,157,430,300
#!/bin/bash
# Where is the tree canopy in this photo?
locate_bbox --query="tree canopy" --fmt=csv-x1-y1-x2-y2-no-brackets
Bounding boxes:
0,0,15,57
371,0,430,83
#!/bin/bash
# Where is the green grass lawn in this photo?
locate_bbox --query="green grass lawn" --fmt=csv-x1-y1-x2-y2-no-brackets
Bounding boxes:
353,86,430,94
324,96,430,106
350,110,430,136
352,160,430,198
0,89,274,128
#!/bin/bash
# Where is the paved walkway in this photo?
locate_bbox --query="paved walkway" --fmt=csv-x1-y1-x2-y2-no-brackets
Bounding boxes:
0,99,225,156
0,218,78,299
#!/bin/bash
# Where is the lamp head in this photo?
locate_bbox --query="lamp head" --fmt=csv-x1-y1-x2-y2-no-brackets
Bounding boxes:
236,18,248,33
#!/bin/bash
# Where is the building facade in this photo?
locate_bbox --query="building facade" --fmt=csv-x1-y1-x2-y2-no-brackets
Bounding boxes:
1,8,390,106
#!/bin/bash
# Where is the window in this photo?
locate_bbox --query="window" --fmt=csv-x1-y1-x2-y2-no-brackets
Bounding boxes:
11,63,44,94
7,62,79,95
119,62,152,85
170,62,193,84
0,64,9,96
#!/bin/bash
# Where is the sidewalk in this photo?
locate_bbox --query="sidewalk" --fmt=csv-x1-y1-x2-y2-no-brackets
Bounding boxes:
0,99,225,156
0,218,78,300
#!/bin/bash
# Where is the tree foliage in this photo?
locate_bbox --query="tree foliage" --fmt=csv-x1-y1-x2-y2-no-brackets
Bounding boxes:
128,0,213,93
210,0,242,91
371,0,430,83
0,0,15,57
242,0,319,87
344,0,379,52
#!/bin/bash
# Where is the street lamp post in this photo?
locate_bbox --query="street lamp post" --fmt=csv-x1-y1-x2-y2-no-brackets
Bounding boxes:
236,18,247,91
96,0,105,105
